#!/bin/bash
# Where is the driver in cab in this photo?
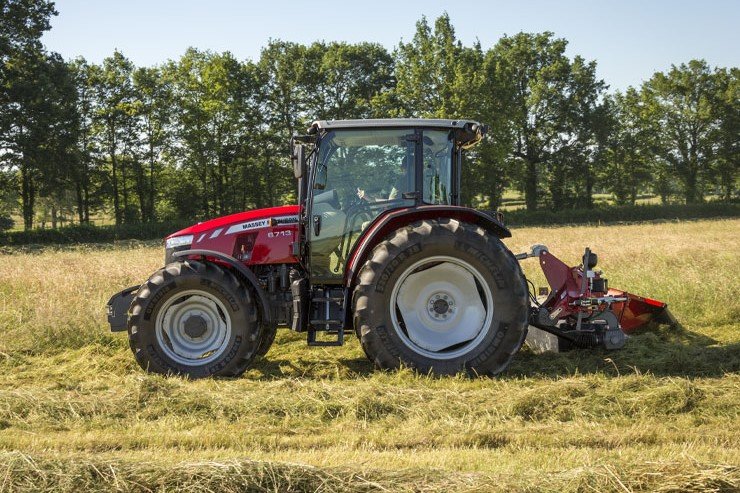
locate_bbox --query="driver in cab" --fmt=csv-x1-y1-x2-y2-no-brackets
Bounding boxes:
356,185,399,202
356,155,411,202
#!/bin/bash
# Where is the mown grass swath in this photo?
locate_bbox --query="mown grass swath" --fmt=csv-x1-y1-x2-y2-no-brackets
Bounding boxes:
0,219,738,492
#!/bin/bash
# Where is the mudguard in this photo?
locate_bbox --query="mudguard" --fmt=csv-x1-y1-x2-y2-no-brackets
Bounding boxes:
172,249,273,325
344,205,511,288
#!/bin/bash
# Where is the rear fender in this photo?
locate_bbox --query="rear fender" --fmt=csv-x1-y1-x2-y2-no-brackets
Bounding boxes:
343,205,511,289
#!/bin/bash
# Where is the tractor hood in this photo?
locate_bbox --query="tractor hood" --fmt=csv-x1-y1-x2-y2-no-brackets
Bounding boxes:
164,205,300,266
166,205,300,239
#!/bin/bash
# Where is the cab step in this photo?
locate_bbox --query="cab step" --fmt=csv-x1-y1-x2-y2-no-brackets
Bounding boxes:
307,323,344,346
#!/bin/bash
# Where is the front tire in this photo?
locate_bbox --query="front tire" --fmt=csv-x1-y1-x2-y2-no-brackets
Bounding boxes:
353,219,529,376
128,260,260,378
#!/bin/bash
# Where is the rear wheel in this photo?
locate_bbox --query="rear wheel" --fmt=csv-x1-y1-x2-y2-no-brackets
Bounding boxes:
128,260,260,378
353,219,529,376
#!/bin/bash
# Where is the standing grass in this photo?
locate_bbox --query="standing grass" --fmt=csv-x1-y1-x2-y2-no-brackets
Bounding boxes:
0,219,738,492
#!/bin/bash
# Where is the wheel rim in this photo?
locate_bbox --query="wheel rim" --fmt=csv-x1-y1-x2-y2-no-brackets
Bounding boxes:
390,255,494,360
155,289,232,366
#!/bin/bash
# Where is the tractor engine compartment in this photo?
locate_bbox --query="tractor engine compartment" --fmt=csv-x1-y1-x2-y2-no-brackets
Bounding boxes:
163,205,301,267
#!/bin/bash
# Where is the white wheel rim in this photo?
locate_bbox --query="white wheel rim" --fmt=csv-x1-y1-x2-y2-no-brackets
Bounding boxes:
155,289,232,366
390,255,494,360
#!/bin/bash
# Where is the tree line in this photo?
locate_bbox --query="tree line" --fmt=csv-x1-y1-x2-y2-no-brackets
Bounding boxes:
1,1,737,230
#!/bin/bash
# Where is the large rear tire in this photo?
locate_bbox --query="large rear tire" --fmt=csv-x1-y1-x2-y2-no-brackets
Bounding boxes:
352,219,529,376
128,260,260,378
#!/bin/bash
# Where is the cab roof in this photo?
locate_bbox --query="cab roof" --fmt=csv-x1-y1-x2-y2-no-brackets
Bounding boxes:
311,118,481,131
308,119,487,149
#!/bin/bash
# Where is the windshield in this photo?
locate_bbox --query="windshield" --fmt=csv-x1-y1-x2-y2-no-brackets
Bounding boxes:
320,129,415,203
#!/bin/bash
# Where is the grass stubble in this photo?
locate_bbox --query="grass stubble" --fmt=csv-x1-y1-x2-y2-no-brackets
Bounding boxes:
0,219,738,492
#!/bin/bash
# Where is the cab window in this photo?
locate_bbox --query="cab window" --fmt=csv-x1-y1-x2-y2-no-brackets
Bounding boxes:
422,130,454,205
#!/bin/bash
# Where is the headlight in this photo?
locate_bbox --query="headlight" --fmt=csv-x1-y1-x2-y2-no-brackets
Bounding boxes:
165,234,194,249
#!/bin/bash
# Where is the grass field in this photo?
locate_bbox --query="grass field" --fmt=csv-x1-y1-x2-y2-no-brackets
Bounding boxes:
0,219,738,492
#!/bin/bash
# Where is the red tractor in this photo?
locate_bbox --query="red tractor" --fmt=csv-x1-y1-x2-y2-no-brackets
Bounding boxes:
107,119,673,378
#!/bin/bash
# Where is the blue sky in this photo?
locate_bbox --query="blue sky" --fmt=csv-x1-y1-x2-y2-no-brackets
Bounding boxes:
41,0,739,91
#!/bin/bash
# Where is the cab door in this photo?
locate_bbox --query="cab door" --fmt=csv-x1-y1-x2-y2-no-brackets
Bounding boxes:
308,129,418,283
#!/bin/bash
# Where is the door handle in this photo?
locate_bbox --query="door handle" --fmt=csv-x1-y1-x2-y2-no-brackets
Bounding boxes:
312,215,321,236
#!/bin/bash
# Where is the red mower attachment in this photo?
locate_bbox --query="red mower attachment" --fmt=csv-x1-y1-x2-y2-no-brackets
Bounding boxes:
515,245,676,353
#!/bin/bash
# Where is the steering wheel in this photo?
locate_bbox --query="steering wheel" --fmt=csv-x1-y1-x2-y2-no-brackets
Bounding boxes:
344,195,374,227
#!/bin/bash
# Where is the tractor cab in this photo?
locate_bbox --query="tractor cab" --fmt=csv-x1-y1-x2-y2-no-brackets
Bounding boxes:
292,119,487,283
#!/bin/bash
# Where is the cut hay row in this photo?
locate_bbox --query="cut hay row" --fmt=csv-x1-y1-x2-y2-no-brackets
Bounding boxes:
1,452,736,492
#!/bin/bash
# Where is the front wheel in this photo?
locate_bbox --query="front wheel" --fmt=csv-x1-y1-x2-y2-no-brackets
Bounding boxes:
353,219,529,376
127,260,260,378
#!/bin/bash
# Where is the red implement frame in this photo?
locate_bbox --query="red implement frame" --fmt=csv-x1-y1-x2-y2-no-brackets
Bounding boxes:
534,248,675,334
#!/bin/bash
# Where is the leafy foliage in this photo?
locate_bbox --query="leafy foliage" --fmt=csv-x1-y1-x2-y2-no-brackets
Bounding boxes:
0,7,737,232
0,215,13,231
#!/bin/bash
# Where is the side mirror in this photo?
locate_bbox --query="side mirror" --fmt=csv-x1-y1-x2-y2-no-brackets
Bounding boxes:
314,164,327,190
292,144,306,179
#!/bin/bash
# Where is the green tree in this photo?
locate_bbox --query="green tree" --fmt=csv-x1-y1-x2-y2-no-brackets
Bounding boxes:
163,50,210,217
0,0,60,229
600,90,656,205
0,50,78,229
308,41,394,120
489,32,606,210
255,41,313,207
132,65,173,222
0,0,56,59
167,49,263,217
89,51,136,225
258,40,311,135
68,57,100,223
0,169,18,228
642,60,722,204
711,67,739,201
393,13,482,118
